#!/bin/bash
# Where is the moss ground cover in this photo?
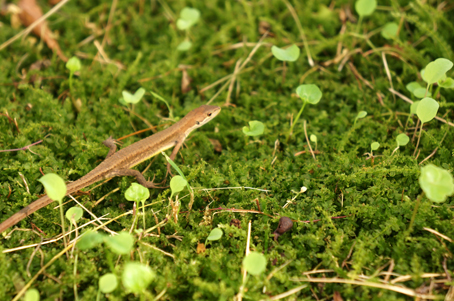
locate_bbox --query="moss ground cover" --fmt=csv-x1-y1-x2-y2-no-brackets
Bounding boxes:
1,0,454,299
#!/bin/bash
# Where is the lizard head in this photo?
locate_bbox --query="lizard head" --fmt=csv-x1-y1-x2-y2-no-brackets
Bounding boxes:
186,105,221,129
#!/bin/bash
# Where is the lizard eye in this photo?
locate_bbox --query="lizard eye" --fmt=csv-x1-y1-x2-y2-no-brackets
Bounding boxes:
207,113,212,117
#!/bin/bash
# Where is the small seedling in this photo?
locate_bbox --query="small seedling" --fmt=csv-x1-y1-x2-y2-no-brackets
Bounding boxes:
370,142,379,154
242,252,267,275
354,111,367,126
243,120,265,137
421,58,453,98
120,87,146,105
176,7,201,51
38,173,67,247
271,44,300,83
391,133,410,155
104,232,134,255
125,183,150,229
355,0,377,33
66,56,82,112
122,262,155,295
414,97,439,156
97,273,118,301
381,22,398,39
310,134,317,150
289,84,322,139
205,228,223,245
65,206,83,298
24,288,40,301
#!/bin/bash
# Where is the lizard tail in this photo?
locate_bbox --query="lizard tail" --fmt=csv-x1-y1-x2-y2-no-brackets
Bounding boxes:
0,195,54,233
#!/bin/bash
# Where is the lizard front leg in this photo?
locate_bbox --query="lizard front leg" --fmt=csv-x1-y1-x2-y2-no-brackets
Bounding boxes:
102,136,121,159
106,169,165,189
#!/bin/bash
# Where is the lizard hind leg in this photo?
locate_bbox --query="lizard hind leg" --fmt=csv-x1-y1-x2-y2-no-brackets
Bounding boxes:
102,136,122,159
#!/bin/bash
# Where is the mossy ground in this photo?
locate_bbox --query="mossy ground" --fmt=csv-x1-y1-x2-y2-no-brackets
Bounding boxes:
1,0,454,300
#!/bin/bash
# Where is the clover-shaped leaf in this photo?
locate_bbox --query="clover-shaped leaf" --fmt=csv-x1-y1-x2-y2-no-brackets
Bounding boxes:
381,22,398,39
416,97,439,123
423,58,453,85
65,207,83,222
122,88,146,104
176,7,200,30
419,164,454,203
355,0,377,17
38,173,67,203
122,262,155,293
271,44,300,62
125,183,150,203
170,175,188,198
243,121,265,136
396,133,409,146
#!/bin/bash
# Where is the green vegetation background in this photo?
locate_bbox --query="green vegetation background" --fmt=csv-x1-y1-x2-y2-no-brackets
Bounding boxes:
1,0,454,299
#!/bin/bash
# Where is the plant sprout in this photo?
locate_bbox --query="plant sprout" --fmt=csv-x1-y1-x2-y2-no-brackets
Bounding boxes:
408,164,454,234
65,206,83,299
38,173,67,247
289,84,322,139
391,133,410,155
176,7,201,51
310,134,317,150
271,44,300,83
243,120,265,136
422,58,453,98
381,22,398,39
414,97,439,156
122,262,155,295
205,228,223,245
120,87,146,105
125,183,150,229
243,252,267,275
354,111,367,126
355,0,377,33
170,175,187,198
104,232,134,255
66,56,82,112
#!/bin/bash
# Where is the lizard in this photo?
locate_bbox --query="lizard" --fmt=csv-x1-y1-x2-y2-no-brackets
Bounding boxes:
0,105,221,233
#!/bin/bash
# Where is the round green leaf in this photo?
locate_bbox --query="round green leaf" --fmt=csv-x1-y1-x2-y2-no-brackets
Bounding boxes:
66,56,81,73
206,228,223,241
371,142,379,151
419,164,454,203
38,173,67,203
296,84,322,104
310,134,317,143
271,44,300,62
381,22,398,39
65,207,83,222
355,0,377,17
77,230,105,250
413,87,430,98
356,111,367,119
125,183,150,203
410,101,420,115
170,175,188,198
104,232,134,255
396,133,409,146
122,88,145,104
99,273,118,293
423,58,453,85
177,40,192,51
406,82,422,93
122,262,155,293
416,97,439,123
243,252,267,276
24,288,40,301
243,120,265,136
176,7,200,30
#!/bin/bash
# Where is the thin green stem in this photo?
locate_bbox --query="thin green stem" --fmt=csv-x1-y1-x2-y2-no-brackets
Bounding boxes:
407,193,424,235
59,202,68,250
288,101,307,140
142,202,146,230
73,253,79,301
413,122,424,157
96,289,101,301
434,85,441,99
